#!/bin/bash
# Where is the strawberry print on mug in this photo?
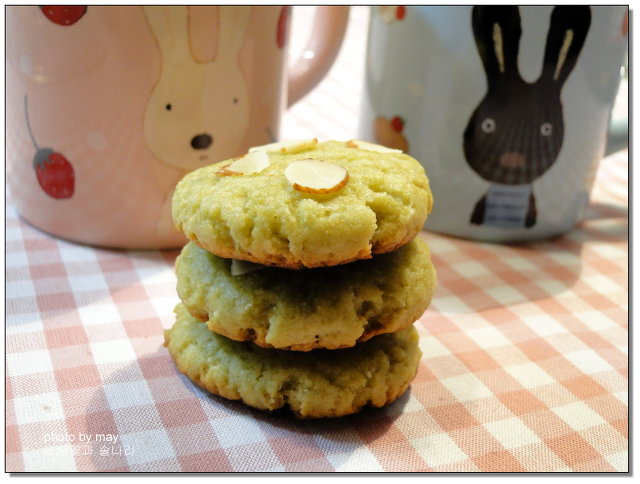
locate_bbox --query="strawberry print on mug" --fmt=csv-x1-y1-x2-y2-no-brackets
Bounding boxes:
374,115,409,153
40,5,87,26
24,95,75,200
377,6,406,24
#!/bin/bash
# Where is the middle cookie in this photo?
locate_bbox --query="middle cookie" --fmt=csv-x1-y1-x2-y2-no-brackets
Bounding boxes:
177,237,436,351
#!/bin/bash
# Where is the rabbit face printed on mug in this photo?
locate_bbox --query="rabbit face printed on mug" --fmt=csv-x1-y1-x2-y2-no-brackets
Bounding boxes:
463,6,591,229
143,6,251,171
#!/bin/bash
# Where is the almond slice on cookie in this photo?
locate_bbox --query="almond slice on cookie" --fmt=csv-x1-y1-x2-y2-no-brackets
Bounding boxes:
217,150,270,176
346,139,402,153
249,138,318,154
285,158,349,194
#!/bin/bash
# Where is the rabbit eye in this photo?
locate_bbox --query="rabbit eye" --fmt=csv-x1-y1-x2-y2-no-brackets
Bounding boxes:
540,123,553,136
165,104,172,111
481,118,496,133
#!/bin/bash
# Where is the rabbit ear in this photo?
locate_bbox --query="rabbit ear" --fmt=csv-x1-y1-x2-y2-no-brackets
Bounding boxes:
540,6,591,86
472,6,523,85
217,6,251,62
144,6,191,62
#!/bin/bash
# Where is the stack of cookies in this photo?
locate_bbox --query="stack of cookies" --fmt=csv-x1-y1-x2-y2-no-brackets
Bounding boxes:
164,139,436,418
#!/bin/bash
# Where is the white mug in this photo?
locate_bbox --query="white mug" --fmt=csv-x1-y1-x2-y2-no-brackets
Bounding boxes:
359,6,627,242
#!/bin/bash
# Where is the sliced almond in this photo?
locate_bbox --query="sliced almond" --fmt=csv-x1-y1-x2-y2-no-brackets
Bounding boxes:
284,158,349,194
346,139,402,153
230,259,266,276
249,138,318,154
217,150,270,176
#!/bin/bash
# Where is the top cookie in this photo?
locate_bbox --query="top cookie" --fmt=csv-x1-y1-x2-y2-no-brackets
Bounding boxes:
172,139,433,269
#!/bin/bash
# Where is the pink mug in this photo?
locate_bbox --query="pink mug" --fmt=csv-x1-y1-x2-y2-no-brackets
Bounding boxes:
6,5,349,248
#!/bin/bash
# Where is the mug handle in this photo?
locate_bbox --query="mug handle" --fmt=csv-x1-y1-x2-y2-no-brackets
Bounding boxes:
605,117,628,156
287,6,350,107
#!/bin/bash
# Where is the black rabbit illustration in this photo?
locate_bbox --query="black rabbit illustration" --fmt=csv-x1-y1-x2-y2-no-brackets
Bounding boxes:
463,6,591,228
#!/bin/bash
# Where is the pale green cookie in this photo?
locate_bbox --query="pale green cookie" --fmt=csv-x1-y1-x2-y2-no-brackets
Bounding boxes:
165,303,422,418
172,140,432,269
176,237,436,351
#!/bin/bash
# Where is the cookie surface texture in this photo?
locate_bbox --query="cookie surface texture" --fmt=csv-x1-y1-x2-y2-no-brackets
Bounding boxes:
176,237,436,351
172,140,433,269
165,304,422,418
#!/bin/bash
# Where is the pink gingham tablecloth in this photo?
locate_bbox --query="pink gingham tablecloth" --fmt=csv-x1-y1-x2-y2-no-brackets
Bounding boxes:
5,7,628,473
5,148,629,473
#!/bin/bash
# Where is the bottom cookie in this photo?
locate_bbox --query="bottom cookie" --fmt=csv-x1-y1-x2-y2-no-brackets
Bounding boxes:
165,304,422,419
